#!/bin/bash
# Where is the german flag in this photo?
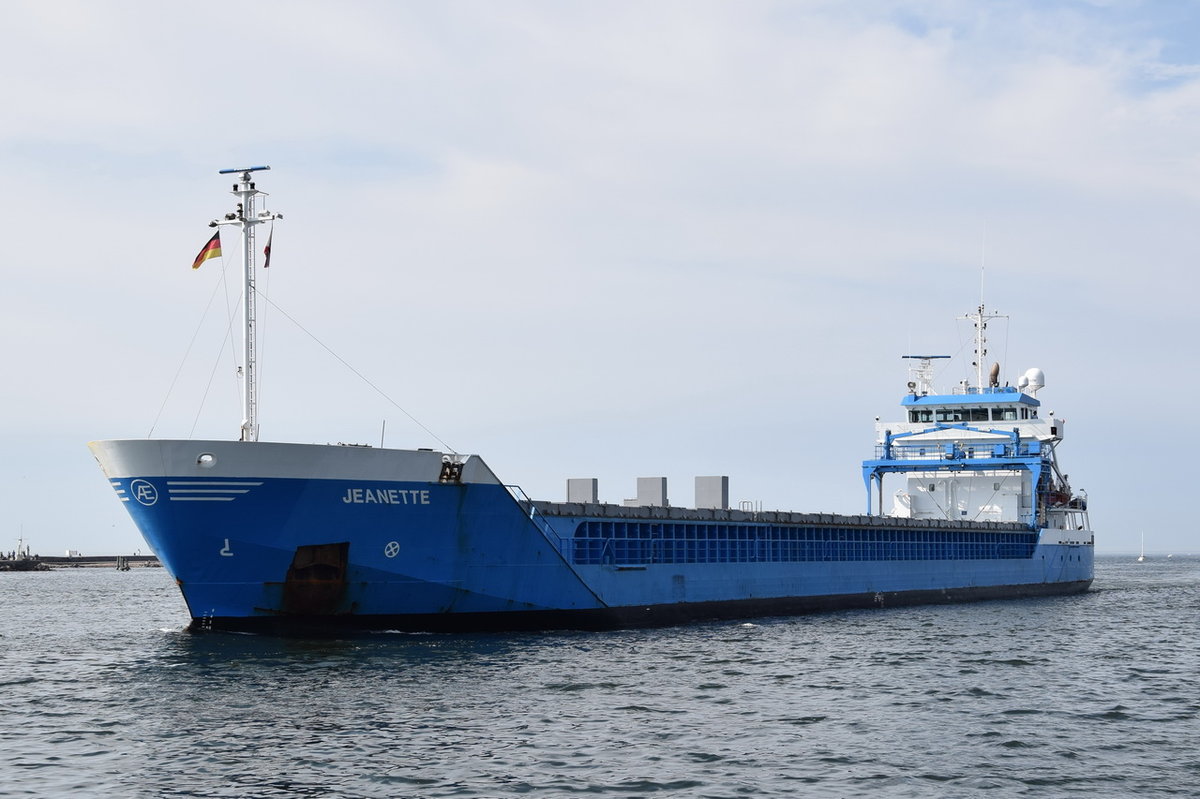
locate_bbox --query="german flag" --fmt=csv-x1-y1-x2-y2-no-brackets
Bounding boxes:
192,232,222,269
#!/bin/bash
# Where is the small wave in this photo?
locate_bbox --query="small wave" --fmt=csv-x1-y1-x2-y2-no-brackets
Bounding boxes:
1083,706,1134,721
965,686,1002,698
781,715,828,725
686,751,725,763
543,681,624,692
962,657,1043,667
613,705,686,714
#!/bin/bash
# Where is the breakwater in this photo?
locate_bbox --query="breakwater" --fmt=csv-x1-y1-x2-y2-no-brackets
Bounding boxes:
1,554,161,570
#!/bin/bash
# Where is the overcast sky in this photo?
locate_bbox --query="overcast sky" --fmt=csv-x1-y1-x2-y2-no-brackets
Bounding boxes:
2,0,1196,556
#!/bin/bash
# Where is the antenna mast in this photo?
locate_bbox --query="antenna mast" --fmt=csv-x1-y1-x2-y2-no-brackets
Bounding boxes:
901,355,950,396
211,166,282,441
958,302,1007,392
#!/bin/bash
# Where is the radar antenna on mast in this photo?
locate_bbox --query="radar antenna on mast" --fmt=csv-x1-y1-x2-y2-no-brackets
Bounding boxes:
901,354,950,396
218,166,271,175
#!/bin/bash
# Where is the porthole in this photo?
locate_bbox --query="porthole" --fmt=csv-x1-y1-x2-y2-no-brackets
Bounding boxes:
197,453,217,468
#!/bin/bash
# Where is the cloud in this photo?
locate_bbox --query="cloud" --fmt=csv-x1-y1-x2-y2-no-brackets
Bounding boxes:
1,1,1197,553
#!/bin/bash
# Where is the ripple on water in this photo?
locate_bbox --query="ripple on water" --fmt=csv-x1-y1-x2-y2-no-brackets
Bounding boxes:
1,557,1198,797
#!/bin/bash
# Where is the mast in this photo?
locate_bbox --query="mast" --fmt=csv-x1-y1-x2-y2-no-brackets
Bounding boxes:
901,354,950,396
211,166,282,441
958,303,1007,392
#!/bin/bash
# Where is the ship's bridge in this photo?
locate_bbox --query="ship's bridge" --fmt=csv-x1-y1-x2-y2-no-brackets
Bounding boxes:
900,388,1041,425
880,387,1062,448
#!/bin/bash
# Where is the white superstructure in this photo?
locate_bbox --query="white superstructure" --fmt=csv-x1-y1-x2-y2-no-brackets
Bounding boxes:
863,305,1090,536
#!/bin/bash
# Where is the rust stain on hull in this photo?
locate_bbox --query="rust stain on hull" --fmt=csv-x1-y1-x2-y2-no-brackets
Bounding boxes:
279,542,350,616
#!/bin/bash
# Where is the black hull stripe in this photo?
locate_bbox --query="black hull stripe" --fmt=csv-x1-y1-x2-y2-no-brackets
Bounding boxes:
192,580,1094,636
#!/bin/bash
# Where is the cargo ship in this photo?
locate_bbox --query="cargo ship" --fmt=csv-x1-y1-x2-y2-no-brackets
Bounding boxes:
89,169,1094,634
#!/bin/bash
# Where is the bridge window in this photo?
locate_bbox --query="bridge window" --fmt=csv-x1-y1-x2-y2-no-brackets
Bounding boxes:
934,407,989,424
992,407,1018,421
909,409,933,423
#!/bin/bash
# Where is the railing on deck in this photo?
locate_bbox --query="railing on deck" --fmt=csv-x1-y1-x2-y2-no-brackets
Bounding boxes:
875,440,1042,462
505,485,570,556
952,385,1021,396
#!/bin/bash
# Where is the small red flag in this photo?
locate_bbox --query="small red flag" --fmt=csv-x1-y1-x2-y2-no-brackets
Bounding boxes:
192,232,222,270
263,229,273,269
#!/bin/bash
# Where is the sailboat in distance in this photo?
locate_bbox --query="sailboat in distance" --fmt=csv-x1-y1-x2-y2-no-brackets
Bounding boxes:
1137,531,1146,562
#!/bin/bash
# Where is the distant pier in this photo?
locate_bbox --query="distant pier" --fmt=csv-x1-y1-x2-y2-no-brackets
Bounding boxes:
43,554,162,569
0,554,161,571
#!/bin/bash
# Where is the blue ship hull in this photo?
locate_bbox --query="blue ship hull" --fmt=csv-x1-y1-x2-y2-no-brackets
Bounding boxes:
89,439,1094,635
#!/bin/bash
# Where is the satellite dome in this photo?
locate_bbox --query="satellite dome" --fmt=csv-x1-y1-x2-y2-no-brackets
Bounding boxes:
1023,367,1045,395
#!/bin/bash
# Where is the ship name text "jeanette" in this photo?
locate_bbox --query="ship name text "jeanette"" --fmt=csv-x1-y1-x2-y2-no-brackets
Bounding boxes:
342,488,431,505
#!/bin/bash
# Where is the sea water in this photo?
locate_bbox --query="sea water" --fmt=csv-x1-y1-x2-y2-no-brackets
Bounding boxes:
1,555,1196,798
